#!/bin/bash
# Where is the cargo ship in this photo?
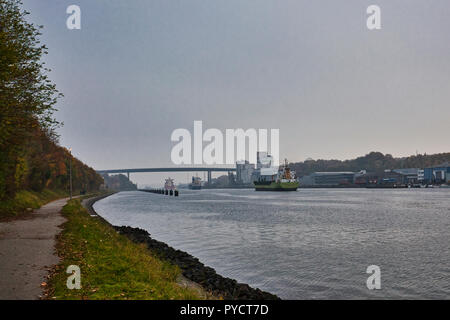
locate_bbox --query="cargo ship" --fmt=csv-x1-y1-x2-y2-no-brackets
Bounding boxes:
254,159,299,191
188,176,202,190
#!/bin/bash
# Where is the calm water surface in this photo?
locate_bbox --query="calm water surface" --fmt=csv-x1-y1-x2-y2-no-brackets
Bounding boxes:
94,188,450,299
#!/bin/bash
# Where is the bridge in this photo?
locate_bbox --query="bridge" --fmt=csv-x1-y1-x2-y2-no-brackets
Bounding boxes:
96,167,236,184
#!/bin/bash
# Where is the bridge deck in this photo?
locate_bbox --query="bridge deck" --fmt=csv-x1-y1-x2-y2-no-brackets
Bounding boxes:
96,167,236,174
96,167,236,183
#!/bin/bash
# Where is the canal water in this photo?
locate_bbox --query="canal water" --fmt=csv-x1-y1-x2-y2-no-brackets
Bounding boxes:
94,189,450,299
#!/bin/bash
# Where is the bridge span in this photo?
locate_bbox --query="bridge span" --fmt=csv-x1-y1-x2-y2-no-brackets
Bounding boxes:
96,167,236,183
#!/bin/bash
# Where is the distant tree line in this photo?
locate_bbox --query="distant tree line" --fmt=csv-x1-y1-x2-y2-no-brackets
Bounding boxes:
101,174,137,191
0,0,103,201
291,152,450,177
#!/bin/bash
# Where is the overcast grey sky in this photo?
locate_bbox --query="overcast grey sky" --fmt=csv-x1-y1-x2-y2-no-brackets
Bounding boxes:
22,1,450,185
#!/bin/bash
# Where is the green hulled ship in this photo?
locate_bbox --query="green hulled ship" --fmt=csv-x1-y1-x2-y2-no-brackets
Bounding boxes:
254,159,299,191
254,180,299,191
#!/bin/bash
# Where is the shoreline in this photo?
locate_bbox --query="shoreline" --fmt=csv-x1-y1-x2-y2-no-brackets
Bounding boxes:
84,193,280,300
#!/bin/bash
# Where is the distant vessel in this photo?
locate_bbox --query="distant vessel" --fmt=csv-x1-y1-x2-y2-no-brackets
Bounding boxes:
254,159,299,191
164,178,176,191
189,176,202,190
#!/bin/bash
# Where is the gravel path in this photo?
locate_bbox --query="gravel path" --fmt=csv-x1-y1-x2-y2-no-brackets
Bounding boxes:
0,198,69,300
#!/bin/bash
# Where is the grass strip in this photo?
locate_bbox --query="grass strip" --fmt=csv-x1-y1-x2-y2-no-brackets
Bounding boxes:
47,198,201,300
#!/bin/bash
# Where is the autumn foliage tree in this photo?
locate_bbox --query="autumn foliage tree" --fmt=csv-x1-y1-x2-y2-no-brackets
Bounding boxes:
0,0,102,200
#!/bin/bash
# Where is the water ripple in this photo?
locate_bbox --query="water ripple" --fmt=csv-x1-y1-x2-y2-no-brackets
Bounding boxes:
94,188,450,299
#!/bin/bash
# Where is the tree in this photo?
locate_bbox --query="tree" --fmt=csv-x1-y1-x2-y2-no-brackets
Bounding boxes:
0,0,61,199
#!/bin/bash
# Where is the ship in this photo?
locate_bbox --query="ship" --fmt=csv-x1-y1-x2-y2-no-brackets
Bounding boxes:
164,177,176,191
188,176,202,190
254,159,299,191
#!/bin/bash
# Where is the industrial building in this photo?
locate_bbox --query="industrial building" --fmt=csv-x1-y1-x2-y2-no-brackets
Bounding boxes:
236,160,255,184
300,168,423,187
297,163,450,188
423,162,450,184
232,153,280,186
392,168,420,185
355,169,420,186
251,152,278,183
418,169,425,182
256,152,274,169
299,172,355,187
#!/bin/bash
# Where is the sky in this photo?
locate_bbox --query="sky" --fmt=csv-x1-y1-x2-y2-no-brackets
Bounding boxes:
21,0,450,186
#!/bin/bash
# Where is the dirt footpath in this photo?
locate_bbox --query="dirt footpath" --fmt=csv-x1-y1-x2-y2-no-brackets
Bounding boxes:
0,198,69,300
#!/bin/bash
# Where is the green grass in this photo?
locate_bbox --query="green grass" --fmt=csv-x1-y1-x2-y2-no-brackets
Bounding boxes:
47,199,202,300
0,189,68,220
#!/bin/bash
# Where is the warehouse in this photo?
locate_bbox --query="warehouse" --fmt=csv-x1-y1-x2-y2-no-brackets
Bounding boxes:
423,162,450,184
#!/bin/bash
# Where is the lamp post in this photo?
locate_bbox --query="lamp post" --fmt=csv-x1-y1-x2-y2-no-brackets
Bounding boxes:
68,148,73,200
